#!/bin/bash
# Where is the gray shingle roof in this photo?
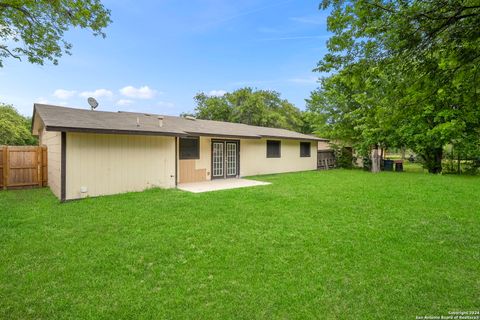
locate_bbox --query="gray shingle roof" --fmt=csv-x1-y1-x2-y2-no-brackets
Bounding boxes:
33,104,327,141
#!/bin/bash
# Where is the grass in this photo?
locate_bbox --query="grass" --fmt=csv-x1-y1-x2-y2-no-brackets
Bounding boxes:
402,162,427,173
1,170,479,319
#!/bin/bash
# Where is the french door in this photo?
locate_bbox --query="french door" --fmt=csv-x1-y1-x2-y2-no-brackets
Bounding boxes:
212,140,239,179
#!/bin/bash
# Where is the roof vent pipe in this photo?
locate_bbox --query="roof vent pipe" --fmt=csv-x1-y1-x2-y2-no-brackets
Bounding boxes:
158,116,164,127
136,117,140,127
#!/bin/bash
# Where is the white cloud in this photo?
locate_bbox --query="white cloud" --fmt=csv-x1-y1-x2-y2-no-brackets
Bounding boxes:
157,101,175,109
207,90,227,97
289,77,318,84
157,101,175,108
119,86,158,99
258,35,327,41
231,79,279,86
289,16,325,25
116,99,134,106
53,89,77,100
79,89,114,99
36,97,49,104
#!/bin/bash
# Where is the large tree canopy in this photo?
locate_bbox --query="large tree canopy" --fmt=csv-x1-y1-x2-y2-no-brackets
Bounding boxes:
191,88,308,132
308,0,480,173
0,104,36,145
0,0,111,66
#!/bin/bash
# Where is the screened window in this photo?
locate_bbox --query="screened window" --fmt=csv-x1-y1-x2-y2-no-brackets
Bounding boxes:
179,137,200,159
266,140,281,158
300,142,311,157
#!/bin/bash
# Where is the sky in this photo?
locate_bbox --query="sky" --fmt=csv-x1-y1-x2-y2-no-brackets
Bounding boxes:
0,0,331,117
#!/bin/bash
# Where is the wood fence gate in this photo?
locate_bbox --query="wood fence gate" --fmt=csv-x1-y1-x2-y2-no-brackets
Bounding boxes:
0,146,47,190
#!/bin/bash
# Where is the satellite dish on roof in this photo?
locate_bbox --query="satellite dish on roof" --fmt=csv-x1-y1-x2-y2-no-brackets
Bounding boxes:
88,97,99,110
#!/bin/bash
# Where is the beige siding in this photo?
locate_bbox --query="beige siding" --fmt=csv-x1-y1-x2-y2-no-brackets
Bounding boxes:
178,137,317,179
177,136,213,182
240,138,317,176
39,129,62,199
197,137,212,178
318,141,332,151
66,133,175,200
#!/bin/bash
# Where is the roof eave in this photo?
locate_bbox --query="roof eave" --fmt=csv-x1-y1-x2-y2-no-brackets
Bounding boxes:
259,135,327,142
31,104,38,135
31,104,47,137
45,125,187,137
184,131,262,139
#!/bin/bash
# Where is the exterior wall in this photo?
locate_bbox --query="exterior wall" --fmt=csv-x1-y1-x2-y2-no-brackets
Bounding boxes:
60,133,317,199
318,141,332,151
39,129,62,199
240,138,317,176
178,137,318,180
177,136,212,183
66,133,175,200
197,137,212,178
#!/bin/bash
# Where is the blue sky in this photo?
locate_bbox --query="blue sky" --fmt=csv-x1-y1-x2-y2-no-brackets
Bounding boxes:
0,0,330,117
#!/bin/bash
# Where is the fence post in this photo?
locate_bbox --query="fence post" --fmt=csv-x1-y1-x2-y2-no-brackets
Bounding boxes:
3,146,8,190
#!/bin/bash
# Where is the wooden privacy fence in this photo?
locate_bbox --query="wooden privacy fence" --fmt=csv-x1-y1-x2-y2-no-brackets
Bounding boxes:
0,146,47,190
317,150,336,170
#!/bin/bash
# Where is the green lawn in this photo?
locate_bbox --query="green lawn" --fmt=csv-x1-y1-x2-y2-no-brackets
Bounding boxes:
1,170,479,319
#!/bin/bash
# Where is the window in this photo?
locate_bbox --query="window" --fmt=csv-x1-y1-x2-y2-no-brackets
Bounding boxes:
300,142,311,157
266,140,281,158
179,137,200,159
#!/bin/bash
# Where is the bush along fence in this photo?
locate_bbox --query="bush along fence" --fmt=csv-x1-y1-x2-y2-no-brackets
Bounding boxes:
0,146,47,190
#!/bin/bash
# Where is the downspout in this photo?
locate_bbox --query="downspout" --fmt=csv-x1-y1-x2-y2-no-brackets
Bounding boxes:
61,131,66,202
175,136,178,186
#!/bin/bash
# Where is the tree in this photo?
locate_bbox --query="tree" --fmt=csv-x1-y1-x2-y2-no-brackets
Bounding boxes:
193,93,233,122
308,0,480,173
0,104,37,145
191,88,307,132
0,0,111,66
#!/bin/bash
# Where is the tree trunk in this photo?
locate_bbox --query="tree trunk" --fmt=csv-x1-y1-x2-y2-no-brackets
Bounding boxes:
424,147,443,174
401,147,406,160
457,153,461,174
449,146,454,172
371,148,381,173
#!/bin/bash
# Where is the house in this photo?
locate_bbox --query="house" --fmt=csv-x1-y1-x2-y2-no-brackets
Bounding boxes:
31,104,327,201
317,140,364,168
317,140,333,151
317,140,335,170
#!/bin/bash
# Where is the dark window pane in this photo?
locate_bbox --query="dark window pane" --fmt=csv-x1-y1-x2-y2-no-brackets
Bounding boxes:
179,137,200,159
266,140,281,158
300,142,311,157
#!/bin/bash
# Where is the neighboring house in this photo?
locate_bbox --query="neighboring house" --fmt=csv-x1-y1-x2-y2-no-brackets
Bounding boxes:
317,140,336,169
32,104,327,201
317,140,333,151
317,140,364,168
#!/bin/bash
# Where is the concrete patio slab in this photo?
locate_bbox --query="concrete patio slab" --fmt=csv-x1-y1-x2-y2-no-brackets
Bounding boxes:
177,178,270,193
